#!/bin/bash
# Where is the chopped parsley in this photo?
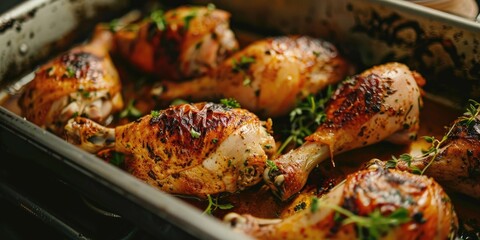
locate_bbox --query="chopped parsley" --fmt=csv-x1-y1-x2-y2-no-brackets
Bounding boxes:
220,98,241,108
150,9,167,31
232,56,255,73
150,110,160,118
190,128,201,138
64,66,76,78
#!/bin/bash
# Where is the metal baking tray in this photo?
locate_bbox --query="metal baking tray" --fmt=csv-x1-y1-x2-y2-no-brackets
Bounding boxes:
0,0,479,239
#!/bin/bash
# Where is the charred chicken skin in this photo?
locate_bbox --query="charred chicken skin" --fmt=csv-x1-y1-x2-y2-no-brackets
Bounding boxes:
64,102,276,197
19,26,123,135
265,63,424,201
389,114,480,199
153,36,350,117
225,167,458,240
113,5,238,80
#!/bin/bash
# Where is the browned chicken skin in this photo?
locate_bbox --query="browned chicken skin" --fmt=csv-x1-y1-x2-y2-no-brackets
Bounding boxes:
225,167,458,240
113,5,238,80
265,63,424,201
153,36,350,117
18,26,123,135
64,103,276,197
390,114,480,199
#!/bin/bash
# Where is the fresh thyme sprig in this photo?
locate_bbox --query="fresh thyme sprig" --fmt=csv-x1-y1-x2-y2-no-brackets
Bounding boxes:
277,85,334,154
387,99,480,175
311,197,411,239
203,194,234,215
120,99,142,119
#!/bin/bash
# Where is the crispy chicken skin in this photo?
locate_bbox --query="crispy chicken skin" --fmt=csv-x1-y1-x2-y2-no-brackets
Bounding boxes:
265,63,424,201
64,103,276,197
154,36,350,117
225,167,458,240
19,26,123,135
391,115,480,199
113,6,238,80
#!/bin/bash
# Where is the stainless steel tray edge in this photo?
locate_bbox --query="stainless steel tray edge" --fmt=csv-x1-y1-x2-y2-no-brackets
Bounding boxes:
0,105,251,240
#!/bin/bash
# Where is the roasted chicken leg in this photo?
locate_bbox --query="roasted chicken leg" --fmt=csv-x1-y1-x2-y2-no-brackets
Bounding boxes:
388,112,480,199
64,102,276,197
113,5,238,79
225,167,458,240
265,62,424,201
19,26,123,135
153,36,350,117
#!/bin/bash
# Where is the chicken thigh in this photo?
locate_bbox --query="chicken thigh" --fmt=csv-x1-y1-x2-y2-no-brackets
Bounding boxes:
113,5,238,79
265,62,424,201
19,26,123,135
153,36,350,117
64,102,276,197
225,167,458,240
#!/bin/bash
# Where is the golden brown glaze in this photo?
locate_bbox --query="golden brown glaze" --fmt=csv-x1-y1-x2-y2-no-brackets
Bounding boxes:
265,63,423,201
155,35,350,117
113,6,238,79
19,26,123,135
64,103,276,197
227,167,458,240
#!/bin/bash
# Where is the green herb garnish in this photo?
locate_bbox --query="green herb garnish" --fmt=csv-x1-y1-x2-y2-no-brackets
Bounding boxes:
150,110,160,118
108,19,119,32
190,128,201,138
110,152,125,167
207,3,216,11
120,100,142,119
317,199,411,240
277,85,334,154
266,160,278,172
170,99,188,106
203,194,234,215
65,66,75,78
388,99,480,175
232,56,255,73
310,196,319,213
220,98,241,108
150,9,167,31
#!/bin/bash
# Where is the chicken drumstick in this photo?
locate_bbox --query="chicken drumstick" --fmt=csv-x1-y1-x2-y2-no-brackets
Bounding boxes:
265,62,424,201
225,167,458,240
19,26,123,135
153,36,350,117
113,5,238,80
64,102,276,197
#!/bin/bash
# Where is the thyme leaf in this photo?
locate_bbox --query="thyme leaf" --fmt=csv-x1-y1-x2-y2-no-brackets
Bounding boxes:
203,194,234,215
266,160,278,172
220,98,241,108
150,9,167,31
316,199,411,240
388,99,480,175
190,128,201,138
277,85,334,154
